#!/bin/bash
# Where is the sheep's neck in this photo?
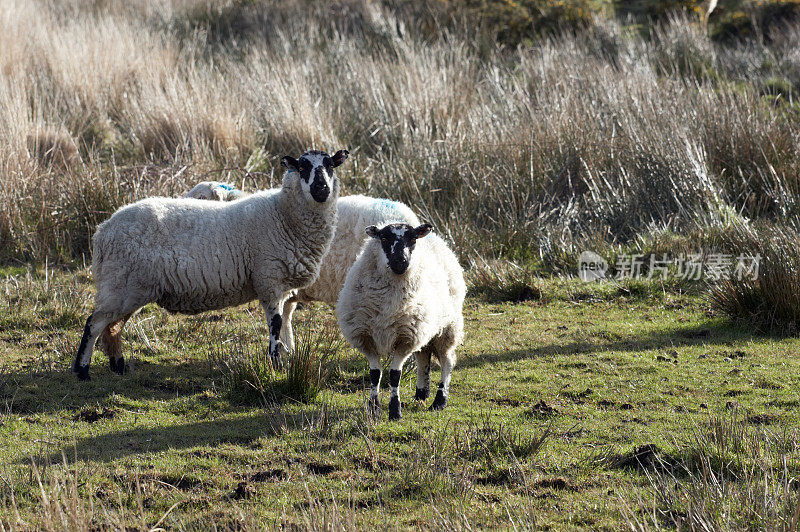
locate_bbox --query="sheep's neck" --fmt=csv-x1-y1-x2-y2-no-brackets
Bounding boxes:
277,189,337,254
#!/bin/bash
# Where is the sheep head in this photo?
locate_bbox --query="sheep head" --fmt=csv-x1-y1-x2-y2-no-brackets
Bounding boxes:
281,149,348,204
365,223,433,275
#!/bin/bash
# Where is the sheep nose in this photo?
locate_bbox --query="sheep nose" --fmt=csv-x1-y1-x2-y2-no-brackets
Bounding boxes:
310,178,330,203
389,261,408,275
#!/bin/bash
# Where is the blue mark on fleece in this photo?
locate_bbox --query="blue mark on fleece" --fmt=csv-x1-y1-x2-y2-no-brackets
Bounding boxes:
217,183,235,191
374,198,399,211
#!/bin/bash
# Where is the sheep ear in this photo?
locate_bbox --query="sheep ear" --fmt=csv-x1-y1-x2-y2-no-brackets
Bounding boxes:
281,156,299,172
413,224,432,239
365,226,380,238
331,149,349,168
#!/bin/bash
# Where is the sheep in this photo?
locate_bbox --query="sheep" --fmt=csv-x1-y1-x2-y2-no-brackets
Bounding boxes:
180,180,422,355
183,181,245,202
73,149,349,381
336,222,466,420
279,195,420,353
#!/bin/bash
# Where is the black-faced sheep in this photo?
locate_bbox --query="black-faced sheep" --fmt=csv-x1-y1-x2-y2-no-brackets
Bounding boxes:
179,185,421,354
73,149,348,380
280,195,420,353
336,223,466,420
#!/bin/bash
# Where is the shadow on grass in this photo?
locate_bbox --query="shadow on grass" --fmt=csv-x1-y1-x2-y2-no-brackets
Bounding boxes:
45,403,362,464
458,320,763,369
48,412,272,463
0,358,217,415
1,318,768,415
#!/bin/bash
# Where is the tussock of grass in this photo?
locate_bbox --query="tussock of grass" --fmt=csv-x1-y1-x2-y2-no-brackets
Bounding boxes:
708,222,800,334
211,314,343,405
284,317,345,403
467,257,543,303
26,128,81,170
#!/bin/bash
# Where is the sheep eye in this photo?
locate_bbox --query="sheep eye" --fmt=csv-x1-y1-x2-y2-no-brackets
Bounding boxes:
323,157,332,166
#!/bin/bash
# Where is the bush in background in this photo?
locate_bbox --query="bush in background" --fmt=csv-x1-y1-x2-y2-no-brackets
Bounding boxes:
712,0,800,41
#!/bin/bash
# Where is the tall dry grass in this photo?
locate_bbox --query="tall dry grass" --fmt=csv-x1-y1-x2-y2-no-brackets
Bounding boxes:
1,1,799,270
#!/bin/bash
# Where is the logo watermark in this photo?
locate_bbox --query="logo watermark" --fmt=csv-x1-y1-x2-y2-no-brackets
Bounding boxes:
578,251,760,282
578,251,608,282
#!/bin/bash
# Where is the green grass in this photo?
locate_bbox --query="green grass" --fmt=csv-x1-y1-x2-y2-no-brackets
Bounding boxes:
2,269,800,529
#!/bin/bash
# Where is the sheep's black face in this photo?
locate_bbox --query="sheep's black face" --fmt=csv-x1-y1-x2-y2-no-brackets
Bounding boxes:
366,223,433,275
281,149,349,203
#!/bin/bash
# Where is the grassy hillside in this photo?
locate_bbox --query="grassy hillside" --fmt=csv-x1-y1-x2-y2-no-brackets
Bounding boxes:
2,0,799,271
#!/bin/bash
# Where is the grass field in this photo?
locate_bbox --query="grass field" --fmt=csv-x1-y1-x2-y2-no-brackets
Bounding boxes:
4,0,800,529
2,268,800,529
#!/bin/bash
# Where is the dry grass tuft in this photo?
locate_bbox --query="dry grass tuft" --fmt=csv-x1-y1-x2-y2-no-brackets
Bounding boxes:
623,413,800,530
26,128,81,170
467,257,543,303
211,313,343,405
708,222,800,335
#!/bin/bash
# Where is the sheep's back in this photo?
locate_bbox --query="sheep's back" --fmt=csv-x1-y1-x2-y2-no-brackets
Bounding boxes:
92,196,265,312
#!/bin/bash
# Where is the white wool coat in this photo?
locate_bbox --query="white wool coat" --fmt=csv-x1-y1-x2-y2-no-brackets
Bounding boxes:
297,195,420,306
336,232,465,359
183,181,244,201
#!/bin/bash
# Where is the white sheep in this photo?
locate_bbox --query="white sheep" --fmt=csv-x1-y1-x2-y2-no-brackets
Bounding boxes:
336,222,466,420
279,195,420,353
183,181,245,201
178,182,421,353
73,149,349,380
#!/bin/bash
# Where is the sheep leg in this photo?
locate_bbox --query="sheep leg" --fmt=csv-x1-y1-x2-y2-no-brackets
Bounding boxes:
364,352,382,415
430,349,456,411
261,300,285,367
99,314,131,375
388,354,412,421
279,298,297,355
73,312,115,381
414,348,432,401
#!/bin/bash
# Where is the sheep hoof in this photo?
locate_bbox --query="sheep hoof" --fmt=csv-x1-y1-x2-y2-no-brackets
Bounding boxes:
109,357,126,375
388,396,402,420
429,391,447,411
74,366,91,381
414,388,429,401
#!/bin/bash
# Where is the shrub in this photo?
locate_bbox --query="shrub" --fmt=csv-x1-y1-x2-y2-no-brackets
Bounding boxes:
712,0,800,42
415,0,598,47
614,0,705,22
